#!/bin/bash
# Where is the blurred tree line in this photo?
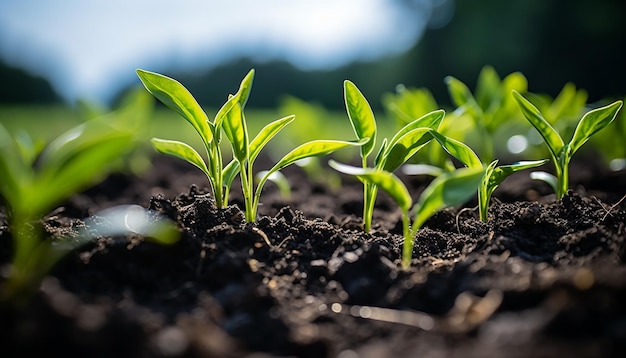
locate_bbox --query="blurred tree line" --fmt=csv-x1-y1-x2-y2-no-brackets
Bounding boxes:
3,0,625,110
0,61,60,103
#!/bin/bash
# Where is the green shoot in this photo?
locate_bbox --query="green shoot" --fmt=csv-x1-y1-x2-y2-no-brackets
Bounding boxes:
513,91,623,199
221,75,366,222
445,66,528,162
343,80,443,232
139,69,364,222
0,101,177,304
329,160,483,269
137,68,230,208
425,129,548,221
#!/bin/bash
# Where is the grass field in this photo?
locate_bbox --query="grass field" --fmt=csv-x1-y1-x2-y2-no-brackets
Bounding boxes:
0,104,396,165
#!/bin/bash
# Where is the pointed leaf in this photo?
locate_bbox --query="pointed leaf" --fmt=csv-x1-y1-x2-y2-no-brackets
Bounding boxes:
412,167,484,231
489,159,549,188
386,109,445,152
267,139,366,178
214,93,240,131
136,69,212,145
513,90,564,159
569,100,623,154
237,69,255,108
222,102,249,163
256,170,291,199
445,76,481,118
150,138,209,176
475,66,500,111
222,159,240,189
329,160,412,211
249,115,295,163
429,130,482,169
382,128,432,172
344,80,377,158
530,171,559,194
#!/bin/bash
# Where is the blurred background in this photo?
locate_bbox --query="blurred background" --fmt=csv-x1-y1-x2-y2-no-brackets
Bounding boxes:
1,0,625,110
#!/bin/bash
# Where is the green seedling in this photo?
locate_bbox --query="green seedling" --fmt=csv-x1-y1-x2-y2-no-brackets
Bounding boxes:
520,83,588,158
138,69,364,222
421,129,548,222
137,68,237,208
382,84,463,173
0,109,177,303
344,80,443,232
329,160,484,269
445,66,528,162
513,91,623,199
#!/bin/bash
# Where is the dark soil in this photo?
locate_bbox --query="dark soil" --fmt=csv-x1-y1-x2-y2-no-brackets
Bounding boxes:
1,156,626,358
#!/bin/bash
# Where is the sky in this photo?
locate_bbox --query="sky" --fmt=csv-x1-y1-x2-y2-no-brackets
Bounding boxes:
0,0,453,104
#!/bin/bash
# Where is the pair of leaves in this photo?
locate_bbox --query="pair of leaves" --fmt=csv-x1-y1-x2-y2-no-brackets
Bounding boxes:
329,160,484,269
344,80,445,172
513,90,623,197
514,91,623,160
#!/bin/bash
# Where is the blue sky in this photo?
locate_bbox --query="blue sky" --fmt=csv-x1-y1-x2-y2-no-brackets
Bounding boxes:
0,0,452,103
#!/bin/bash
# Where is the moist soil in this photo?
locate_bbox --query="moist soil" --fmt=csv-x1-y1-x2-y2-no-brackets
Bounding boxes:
1,156,626,358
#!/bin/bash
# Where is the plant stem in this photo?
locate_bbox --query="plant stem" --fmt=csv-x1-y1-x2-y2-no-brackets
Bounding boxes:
240,161,255,222
361,156,373,232
556,156,568,200
209,144,224,208
478,187,489,222
400,209,412,270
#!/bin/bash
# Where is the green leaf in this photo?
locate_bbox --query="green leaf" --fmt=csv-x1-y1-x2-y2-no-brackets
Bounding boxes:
249,115,295,164
221,115,296,189
429,130,482,169
256,170,291,200
475,66,500,112
265,139,366,181
344,80,377,158
412,167,484,231
513,90,564,159
136,69,212,145
214,93,240,131
530,171,559,194
547,83,588,122
444,76,481,118
569,100,623,154
329,160,412,211
237,69,255,109
402,164,445,177
222,159,240,190
382,127,432,172
488,159,549,189
0,123,29,208
222,102,249,163
386,109,445,153
150,138,210,176
33,131,134,216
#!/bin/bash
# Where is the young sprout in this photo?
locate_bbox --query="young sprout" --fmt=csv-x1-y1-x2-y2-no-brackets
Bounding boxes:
513,91,623,199
137,68,237,208
0,107,178,304
424,129,548,222
329,160,484,269
138,69,364,222
445,66,528,162
344,80,443,232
